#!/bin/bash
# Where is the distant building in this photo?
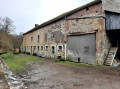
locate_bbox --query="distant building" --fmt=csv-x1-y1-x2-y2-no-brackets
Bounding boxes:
21,0,120,65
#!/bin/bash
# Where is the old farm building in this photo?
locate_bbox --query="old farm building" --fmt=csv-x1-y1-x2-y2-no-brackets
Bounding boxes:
21,0,120,65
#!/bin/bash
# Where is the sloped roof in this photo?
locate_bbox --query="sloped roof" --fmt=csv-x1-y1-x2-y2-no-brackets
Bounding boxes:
23,0,101,35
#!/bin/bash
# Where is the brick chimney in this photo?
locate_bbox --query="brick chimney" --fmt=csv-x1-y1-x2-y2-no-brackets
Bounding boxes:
35,24,39,28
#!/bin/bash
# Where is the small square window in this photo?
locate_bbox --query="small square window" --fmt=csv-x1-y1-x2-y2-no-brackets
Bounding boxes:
58,46,62,51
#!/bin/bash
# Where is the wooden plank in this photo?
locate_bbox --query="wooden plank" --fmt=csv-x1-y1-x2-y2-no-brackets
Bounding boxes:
105,47,118,66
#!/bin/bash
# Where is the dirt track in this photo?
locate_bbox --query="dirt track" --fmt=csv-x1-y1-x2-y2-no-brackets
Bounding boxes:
19,59,120,89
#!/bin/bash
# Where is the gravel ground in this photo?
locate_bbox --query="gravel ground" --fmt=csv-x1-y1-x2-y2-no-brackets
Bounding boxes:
18,59,120,89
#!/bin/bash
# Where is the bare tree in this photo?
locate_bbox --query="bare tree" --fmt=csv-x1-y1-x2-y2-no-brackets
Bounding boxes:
0,17,15,33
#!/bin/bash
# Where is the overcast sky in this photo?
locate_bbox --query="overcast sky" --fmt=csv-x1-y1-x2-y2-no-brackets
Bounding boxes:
0,0,93,34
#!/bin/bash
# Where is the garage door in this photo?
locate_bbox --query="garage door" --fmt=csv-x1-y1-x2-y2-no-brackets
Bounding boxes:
67,34,96,64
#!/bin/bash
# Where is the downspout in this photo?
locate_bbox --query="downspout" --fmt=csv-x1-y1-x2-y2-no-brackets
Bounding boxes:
64,16,67,61
65,42,67,61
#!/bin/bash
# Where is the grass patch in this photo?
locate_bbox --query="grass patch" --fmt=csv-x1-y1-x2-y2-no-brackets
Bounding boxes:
1,52,14,59
1,52,42,73
57,61,108,68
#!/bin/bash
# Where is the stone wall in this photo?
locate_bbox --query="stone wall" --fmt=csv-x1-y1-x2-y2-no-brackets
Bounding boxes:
65,17,110,65
23,20,65,58
102,0,120,13
67,3,103,19
22,2,111,65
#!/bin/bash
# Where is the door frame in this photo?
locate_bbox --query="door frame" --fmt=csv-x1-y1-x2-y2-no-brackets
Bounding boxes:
51,45,56,58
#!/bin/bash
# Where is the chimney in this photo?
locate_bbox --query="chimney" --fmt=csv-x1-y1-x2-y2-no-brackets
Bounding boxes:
35,24,39,28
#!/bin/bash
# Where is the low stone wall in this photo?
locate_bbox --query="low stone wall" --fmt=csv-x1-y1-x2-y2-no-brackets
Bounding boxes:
0,56,27,89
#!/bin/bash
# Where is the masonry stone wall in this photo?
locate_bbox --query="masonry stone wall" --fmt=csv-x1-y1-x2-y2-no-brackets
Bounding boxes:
67,3,103,19
22,2,111,65
65,18,110,65
103,0,120,13
23,20,65,58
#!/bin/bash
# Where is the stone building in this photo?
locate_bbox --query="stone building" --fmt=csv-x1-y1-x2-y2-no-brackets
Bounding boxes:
21,0,120,65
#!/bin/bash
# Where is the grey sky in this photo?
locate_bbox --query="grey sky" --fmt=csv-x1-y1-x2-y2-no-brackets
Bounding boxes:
0,0,93,34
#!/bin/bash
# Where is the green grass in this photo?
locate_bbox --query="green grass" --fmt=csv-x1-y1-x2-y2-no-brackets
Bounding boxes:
1,52,42,73
57,61,108,68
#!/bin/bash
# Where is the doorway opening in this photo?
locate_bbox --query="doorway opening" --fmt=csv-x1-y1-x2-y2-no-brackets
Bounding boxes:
106,30,120,60
51,46,55,58
78,58,80,63
52,46,55,54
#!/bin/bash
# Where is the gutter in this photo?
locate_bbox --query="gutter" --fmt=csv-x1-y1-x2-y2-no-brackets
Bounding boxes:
66,15,105,20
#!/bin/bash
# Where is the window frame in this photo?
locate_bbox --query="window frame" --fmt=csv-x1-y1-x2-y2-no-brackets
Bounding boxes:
38,35,40,43
38,46,39,51
58,46,62,51
41,46,44,51
45,46,48,51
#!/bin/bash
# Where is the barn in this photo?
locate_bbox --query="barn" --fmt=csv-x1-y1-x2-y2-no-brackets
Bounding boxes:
21,0,120,65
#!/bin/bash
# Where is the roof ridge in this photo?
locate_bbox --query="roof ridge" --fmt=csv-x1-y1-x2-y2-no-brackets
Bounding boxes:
24,0,101,35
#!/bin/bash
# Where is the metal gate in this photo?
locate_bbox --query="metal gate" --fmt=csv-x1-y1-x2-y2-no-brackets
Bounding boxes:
67,34,96,64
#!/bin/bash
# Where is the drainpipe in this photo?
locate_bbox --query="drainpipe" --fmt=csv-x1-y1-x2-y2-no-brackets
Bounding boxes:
65,42,67,61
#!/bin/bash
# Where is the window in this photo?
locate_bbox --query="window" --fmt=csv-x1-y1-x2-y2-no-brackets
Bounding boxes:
52,46,55,54
25,39,26,44
31,37,33,43
41,46,43,51
34,46,36,50
24,46,26,52
38,46,39,51
38,35,40,43
31,46,32,53
58,46,62,51
45,46,48,51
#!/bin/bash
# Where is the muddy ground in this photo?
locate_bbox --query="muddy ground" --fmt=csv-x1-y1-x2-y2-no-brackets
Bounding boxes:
18,59,120,89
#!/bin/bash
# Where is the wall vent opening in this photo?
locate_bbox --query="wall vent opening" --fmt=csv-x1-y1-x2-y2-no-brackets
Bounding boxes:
58,56,61,59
